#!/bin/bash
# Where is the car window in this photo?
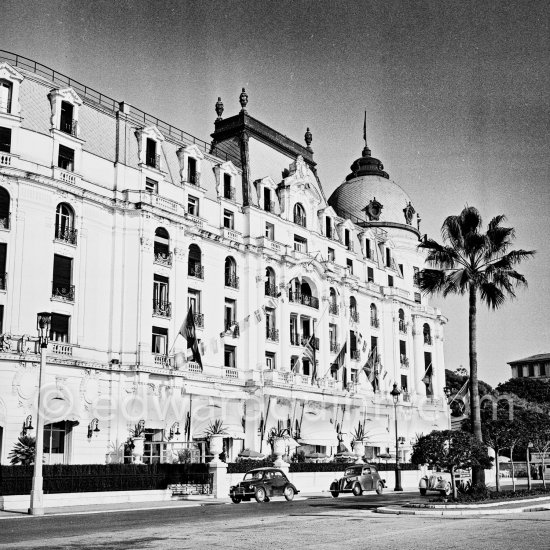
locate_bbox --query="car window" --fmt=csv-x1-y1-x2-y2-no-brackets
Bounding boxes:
362,467,371,474
345,467,362,476
371,467,378,475
264,471,273,480
244,471,264,481
273,471,284,478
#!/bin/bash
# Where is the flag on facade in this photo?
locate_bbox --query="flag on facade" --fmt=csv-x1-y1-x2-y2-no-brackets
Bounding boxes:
254,309,263,322
333,341,347,370
303,333,317,382
178,308,203,370
421,364,433,394
449,379,469,404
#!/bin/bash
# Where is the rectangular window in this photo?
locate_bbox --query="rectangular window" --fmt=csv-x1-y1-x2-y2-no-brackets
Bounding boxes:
424,351,433,396
302,359,310,376
294,235,307,253
265,222,274,240
388,275,394,287
145,177,158,193
371,336,378,353
264,188,272,211
385,248,391,267
52,254,73,300
153,275,169,309
528,364,535,377
346,258,353,274
365,239,372,259
0,127,11,153
351,370,358,383
58,145,75,171
413,266,420,286
187,195,199,216
224,345,236,369
0,81,13,113
266,352,275,370
398,263,404,277
223,173,232,199
0,304,3,334
400,340,407,356
517,366,523,378
0,243,6,289
414,292,422,304
325,217,332,238
50,313,70,342
60,101,74,134
401,374,408,392
44,421,68,457
224,299,236,330
146,138,157,168
187,157,197,184
328,247,335,262
152,326,168,354
223,209,234,229
188,288,200,313
344,229,350,249
290,316,299,345
329,324,337,350
367,267,374,283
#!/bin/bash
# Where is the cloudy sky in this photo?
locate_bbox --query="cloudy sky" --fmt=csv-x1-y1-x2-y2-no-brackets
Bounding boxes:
2,0,548,386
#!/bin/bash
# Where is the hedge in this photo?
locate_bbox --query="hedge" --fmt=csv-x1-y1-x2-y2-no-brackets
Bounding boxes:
227,461,420,474
0,463,210,496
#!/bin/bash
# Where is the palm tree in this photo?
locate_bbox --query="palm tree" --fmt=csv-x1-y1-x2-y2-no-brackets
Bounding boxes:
417,206,535,484
8,435,36,465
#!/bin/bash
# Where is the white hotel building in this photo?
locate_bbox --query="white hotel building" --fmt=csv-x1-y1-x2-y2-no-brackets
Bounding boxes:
0,52,448,465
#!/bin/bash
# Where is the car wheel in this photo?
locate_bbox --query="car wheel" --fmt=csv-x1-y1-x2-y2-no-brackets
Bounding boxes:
284,485,295,501
352,483,363,496
254,487,266,503
330,482,339,498
419,488,427,496
231,496,241,504
376,482,384,495
440,484,452,496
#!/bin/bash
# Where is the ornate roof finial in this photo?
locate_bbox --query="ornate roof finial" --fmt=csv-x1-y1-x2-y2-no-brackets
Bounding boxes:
362,110,371,157
215,97,224,121
239,87,248,112
304,127,313,152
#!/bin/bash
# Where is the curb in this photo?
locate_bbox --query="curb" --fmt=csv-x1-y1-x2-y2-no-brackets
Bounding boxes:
405,496,550,509
375,503,550,516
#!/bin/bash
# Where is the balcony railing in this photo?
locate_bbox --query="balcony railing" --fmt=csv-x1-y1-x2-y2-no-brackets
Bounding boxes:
225,274,239,289
224,321,239,338
351,350,360,361
223,187,236,201
371,317,380,328
399,320,407,333
153,299,172,318
188,264,204,279
52,283,75,302
289,292,319,309
266,328,279,342
400,355,409,368
154,251,173,267
193,312,204,328
329,303,339,315
60,119,78,136
0,152,12,167
0,213,10,230
265,282,278,297
349,309,359,323
55,225,77,245
146,154,161,170
0,272,6,290
424,334,432,345
330,341,339,353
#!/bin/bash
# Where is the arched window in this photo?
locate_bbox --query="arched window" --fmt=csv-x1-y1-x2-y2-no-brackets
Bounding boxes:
370,303,379,328
154,227,171,265
0,187,10,230
0,80,13,114
225,256,239,288
265,267,277,297
293,203,306,227
188,244,203,279
329,287,338,315
398,308,406,333
423,323,432,345
349,296,359,322
55,203,76,244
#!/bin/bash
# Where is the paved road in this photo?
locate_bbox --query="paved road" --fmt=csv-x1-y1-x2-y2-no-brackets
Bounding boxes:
1,491,549,549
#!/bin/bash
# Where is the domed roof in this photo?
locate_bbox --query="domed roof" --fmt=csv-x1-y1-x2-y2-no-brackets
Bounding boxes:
328,145,419,232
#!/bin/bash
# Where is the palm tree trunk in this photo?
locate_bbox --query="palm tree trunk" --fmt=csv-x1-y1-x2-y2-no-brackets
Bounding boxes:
469,286,485,485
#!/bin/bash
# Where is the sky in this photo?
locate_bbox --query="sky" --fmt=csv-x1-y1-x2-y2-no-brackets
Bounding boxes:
2,0,549,386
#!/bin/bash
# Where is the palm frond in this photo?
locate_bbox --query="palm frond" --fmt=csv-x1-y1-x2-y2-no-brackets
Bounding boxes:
501,249,536,266
417,269,448,295
458,206,482,236
484,219,514,259
479,281,506,309
419,238,460,268
441,216,464,249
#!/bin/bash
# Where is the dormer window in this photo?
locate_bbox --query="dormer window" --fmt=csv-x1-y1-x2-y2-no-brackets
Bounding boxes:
264,188,273,212
137,126,164,172
223,173,234,200
0,80,12,114
344,229,352,250
187,157,197,184
60,101,76,135
293,203,306,227
58,145,74,171
146,138,159,169
325,217,332,239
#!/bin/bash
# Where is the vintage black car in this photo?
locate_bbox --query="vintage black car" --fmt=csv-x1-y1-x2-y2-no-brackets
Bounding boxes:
229,467,300,503
330,464,386,497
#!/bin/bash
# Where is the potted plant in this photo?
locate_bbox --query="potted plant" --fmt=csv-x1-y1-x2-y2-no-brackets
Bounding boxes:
204,419,228,463
267,421,291,467
351,423,366,464
129,423,145,464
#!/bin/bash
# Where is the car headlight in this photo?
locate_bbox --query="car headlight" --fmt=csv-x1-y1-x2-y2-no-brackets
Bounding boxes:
249,485,255,490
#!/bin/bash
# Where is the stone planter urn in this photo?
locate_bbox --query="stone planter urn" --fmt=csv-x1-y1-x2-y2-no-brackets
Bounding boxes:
353,440,365,464
209,434,224,464
132,436,145,464
272,437,288,467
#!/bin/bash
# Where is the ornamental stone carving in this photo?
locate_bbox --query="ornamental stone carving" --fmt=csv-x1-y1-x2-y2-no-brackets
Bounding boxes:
364,198,383,221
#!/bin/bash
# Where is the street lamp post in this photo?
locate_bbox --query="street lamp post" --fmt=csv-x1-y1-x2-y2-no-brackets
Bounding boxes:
390,383,403,492
29,312,51,516
527,442,533,491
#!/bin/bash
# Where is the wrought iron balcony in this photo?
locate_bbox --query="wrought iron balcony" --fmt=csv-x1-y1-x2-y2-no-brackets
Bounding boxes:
265,282,278,297
351,350,360,360
0,272,6,290
146,154,161,170
289,292,319,309
225,274,239,289
188,263,204,279
153,299,172,318
329,303,339,315
0,213,10,230
399,320,407,333
60,119,78,136
224,321,239,337
349,309,360,323
266,328,279,342
52,283,75,302
371,317,380,328
330,341,339,353
193,312,204,328
55,225,77,245
424,334,432,345
154,251,173,267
